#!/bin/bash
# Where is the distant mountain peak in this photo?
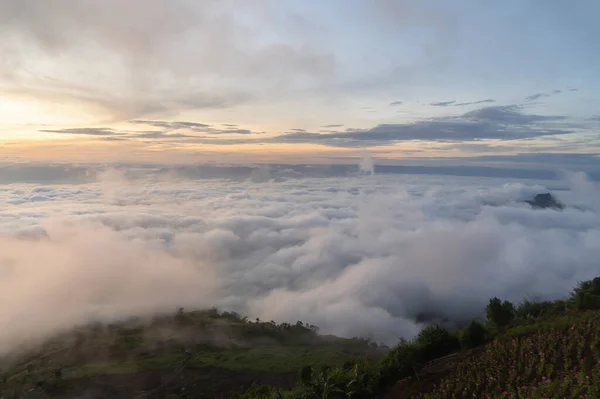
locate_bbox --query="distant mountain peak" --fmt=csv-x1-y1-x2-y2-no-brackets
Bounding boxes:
525,193,564,210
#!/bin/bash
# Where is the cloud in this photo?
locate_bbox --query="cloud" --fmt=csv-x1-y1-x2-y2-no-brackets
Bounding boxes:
0,222,218,351
461,105,566,124
1,166,600,350
39,127,192,140
39,121,260,143
430,101,456,106
466,153,600,166
4,162,597,185
40,126,199,141
525,93,549,101
40,128,123,136
454,99,495,106
271,105,574,147
524,88,573,102
34,105,587,152
134,131,191,139
130,120,211,130
390,101,404,106
129,120,254,135
0,0,335,120
0,163,93,184
321,124,344,128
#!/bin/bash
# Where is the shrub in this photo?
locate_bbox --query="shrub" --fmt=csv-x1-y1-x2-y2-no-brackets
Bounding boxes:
414,325,460,362
486,297,515,328
295,363,377,399
459,321,487,349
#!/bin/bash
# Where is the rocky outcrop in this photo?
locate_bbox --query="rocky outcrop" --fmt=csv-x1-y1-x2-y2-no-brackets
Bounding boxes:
525,193,564,210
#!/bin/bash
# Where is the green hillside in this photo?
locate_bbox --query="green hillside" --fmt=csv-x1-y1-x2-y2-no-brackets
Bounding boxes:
2,277,600,398
0,310,383,398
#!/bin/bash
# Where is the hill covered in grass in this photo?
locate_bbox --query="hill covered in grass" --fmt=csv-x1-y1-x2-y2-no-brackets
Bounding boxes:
2,277,600,398
0,309,384,398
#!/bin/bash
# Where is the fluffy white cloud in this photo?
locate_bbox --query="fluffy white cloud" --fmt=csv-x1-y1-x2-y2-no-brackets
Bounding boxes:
0,168,599,351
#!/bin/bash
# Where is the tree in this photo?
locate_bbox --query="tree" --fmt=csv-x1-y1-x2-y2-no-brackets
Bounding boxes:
379,341,420,386
414,325,460,362
571,277,600,310
459,321,487,349
486,297,515,328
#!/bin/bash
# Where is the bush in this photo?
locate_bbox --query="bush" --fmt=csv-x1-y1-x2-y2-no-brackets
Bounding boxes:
515,299,568,320
571,277,600,310
294,363,377,399
486,297,515,328
414,325,460,362
459,321,487,349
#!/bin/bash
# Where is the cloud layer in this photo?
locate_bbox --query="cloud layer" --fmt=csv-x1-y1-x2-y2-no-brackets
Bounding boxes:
1,167,600,351
271,105,575,146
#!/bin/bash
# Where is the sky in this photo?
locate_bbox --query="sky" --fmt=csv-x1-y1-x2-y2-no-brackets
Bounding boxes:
2,0,600,356
0,0,599,169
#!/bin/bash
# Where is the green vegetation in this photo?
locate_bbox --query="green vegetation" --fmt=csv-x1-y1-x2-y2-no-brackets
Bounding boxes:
486,297,515,328
572,277,600,310
421,311,600,398
413,325,460,362
241,276,600,398
2,276,600,398
0,310,382,398
458,320,486,349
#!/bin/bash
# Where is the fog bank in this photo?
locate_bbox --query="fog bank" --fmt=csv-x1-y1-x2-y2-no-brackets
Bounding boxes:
1,169,599,351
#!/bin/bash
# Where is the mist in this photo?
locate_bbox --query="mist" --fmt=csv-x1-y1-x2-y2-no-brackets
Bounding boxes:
1,166,599,353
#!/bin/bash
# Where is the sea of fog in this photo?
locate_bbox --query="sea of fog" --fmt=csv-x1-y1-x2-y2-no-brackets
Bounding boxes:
1,168,599,350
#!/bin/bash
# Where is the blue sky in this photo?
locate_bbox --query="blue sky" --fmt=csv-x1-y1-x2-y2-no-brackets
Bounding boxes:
0,0,598,168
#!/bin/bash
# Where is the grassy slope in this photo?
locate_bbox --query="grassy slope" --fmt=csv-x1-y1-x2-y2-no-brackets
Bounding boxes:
5,308,600,398
385,310,600,398
0,310,383,398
